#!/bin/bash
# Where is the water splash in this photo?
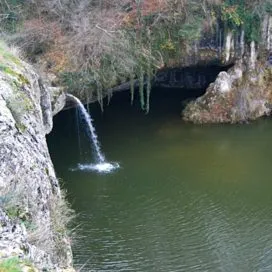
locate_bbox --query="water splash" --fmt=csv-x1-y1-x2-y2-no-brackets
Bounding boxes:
73,162,120,174
67,94,120,173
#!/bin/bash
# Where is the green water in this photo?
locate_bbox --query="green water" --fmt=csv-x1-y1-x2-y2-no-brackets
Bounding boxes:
48,88,272,272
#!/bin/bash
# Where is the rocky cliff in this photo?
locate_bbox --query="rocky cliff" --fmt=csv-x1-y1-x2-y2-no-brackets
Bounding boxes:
0,42,73,271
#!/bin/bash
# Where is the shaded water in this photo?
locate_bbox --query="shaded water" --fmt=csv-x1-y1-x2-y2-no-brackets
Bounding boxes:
48,88,272,272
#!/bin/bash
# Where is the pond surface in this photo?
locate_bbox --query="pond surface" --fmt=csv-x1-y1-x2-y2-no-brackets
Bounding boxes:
48,88,272,272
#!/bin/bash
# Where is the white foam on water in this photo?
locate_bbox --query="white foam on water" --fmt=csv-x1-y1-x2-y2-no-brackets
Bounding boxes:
72,162,120,174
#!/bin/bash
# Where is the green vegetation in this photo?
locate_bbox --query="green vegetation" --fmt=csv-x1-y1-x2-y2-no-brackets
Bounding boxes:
49,189,75,259
0,42,21,66
1,178,74,263
0,258,21,272
0,257,37,272
0,0,271,111
219,0,272,42
0,41,33,133
0,42,27,85
6,90,33,133
0,0,23,33
0,66,30,85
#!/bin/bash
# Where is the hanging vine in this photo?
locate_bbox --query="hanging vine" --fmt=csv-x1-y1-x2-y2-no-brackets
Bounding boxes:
130,71,135,105
138,67,145,110
145,28,152,114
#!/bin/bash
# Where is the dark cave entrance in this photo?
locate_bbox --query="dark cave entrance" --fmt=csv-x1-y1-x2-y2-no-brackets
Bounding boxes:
48,64,233,172
89,64,233,120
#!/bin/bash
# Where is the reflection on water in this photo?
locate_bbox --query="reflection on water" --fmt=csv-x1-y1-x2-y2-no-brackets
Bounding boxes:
48,89,272,272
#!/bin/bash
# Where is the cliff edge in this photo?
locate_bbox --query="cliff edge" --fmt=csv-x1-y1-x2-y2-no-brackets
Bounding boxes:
0,42,73,271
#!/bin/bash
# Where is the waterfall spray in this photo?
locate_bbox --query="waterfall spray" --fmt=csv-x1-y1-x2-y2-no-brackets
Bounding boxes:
67,94,119,173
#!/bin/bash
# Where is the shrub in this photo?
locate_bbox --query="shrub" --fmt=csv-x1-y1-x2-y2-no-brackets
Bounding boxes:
0,0,24,33
2,0,270,112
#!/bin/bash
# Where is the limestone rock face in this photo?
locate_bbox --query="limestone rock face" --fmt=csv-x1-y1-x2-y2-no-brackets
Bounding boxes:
182,14,272,124
0,44,73,271
183,60,272,123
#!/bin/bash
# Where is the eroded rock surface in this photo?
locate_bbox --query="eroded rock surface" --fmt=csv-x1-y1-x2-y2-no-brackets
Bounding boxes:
0,44,73,271
183,60,272,123
182,14,272,124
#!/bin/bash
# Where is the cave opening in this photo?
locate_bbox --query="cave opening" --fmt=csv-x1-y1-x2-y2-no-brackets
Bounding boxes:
52,63,233,149
89,63,233,121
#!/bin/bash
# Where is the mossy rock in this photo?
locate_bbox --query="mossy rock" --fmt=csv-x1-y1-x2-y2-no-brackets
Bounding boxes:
0,65,30,86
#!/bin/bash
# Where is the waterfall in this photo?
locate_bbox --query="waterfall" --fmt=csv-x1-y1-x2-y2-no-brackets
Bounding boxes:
75,107,82,156
67,94,105,162
67,94,119,173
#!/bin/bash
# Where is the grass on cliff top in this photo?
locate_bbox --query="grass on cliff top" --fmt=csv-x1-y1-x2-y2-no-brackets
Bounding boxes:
0,40,29,87
0,40,22,66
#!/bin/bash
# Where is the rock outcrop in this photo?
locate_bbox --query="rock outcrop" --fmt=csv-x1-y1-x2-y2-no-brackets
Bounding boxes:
182,15,272,124
183,60,272,123
0,43,73,271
